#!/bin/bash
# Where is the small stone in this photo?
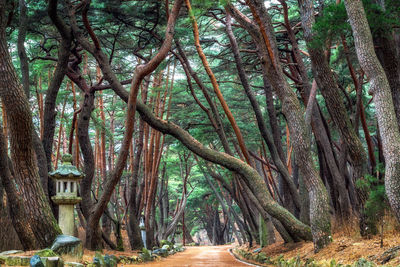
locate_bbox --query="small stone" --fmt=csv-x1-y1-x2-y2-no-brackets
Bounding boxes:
152,254,161,260
153,248,168,257
50,235,83,262
43,256,63,267
93,256,101,267
0,250,23,256
173,244,184,252
103,254,117,267
5,256,31,266
30,255,44,267
253,248,262,253
65,262,84,267
160,240,173,247
129,255,138,262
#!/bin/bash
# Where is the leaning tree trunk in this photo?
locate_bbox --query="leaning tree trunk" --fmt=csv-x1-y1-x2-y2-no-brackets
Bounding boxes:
226,0,331,251
225,12,301,212
344,0,400,222
0,1,61,248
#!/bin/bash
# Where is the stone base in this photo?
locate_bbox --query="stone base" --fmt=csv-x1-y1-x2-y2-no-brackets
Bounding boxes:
51,235,83,262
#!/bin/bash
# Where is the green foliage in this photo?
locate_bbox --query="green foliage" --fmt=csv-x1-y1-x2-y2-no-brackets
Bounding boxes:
313,0,400,48
140,248,151,262
356,163,388,234
34,248,58,257
90,112,114,142
363,0,400,36
312,1,349,48
235,249,380,266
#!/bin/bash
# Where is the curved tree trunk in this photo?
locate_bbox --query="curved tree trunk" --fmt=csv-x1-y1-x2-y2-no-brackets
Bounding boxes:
225,12,300,212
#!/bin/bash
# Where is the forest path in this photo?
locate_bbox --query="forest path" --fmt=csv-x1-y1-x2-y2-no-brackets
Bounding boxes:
133,245,253,266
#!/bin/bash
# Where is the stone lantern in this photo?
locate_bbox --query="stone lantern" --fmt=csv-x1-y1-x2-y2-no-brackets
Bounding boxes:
50,154,84,236
139,215,147,249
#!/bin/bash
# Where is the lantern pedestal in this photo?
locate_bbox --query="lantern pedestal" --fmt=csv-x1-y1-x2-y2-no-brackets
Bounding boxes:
49,154,84,237
52,196,82,236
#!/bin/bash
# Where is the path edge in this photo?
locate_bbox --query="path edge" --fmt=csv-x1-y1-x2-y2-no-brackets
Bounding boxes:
228,248,262,267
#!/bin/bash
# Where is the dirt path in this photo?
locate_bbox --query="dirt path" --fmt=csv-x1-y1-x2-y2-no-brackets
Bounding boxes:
133,245,253,267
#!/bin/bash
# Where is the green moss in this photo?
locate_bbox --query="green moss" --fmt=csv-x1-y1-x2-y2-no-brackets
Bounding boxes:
5,256,31,266
35,248,59,257
140,248,151,262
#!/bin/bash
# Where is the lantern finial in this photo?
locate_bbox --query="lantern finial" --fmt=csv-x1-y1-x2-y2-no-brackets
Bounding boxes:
62,154,73,165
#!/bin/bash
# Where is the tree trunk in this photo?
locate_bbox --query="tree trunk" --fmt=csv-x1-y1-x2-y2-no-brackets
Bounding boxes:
225,12,300,212
227,0,331,251
0,3,61,248
298,0,367,211
67,0,183,250
344,0,400,224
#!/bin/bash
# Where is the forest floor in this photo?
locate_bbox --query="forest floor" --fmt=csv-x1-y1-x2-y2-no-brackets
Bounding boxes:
237,217,400,266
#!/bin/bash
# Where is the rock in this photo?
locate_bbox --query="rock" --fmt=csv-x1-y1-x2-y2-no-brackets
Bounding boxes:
43,257,63,267
153,248,168,257
152,254,161,261
93,256,101,267
173,244,184,252
35,249,59,258
5,256,31,266
30,255,44,267
65,262,84,267
93,252,104,267
129,255,138,262
160,240,173,247
50,235,83,262
253,248,262,253
0,250,24,256
139,248,151,262
152,249,161,254
103,254,117,267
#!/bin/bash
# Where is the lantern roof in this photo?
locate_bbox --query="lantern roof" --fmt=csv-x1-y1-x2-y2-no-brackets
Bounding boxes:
49,154,84,180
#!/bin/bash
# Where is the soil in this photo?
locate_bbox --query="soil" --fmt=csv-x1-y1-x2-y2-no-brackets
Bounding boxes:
240,228,400,266
130,245,250,267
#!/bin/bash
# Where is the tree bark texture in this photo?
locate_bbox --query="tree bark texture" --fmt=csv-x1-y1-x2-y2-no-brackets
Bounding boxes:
0,2,61,248
298,0,367,208
345,0,400,224
227,0,331,251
